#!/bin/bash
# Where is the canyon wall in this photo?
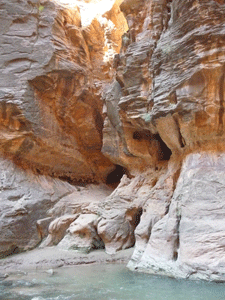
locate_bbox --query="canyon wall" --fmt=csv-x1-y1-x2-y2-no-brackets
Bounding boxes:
1,0,225,281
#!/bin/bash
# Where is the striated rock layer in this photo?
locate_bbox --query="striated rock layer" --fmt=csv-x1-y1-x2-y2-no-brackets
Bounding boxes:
1,0,225,281
100,0,225,280
128,153,225,281
0,0,129,182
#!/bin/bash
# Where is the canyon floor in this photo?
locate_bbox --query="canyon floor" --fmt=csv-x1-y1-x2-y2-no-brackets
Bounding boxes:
0,247,134,274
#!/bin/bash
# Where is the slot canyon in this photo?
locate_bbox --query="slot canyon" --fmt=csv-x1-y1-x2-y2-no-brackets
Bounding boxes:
1,0,225,283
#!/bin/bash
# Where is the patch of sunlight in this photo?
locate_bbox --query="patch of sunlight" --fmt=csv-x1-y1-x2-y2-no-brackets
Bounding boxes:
53,0,115,27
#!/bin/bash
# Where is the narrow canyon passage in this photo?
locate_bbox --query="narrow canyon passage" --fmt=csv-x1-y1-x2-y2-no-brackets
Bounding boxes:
0,0,225,285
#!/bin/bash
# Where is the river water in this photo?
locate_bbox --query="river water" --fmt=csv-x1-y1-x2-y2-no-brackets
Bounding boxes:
1,264,225,300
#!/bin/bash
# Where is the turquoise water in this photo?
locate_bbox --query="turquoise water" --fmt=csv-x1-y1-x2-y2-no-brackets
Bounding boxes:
0,264,225,300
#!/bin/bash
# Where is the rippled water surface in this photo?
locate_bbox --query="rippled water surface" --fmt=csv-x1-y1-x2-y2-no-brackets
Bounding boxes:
1,264,225,300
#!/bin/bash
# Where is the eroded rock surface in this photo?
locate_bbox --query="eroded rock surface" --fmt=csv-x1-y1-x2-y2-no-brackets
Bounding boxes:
128,153,225,281
0,157,75,257
1,0,225,282
99,0,225,280
0,156,112,258
98,174,143,253
40,214,78,247
0,0,129,182
58,213,104,252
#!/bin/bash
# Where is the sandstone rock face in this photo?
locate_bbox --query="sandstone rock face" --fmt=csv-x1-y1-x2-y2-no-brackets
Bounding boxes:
102,0,225,172
128,153,225,281
1,0,225,282
0,157,75,257
0,0,128,182
101,0,225,281
102,0,173,173
0,155,112,258
97,174,143,253
97,158,180,255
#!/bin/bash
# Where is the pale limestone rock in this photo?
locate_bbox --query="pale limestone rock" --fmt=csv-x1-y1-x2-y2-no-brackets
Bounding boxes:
98,174,153,253
129,159,181,267
0,156,112,257
36,217,53,240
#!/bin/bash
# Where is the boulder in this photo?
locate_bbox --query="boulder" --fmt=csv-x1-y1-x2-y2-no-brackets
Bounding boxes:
58,214,104,252
97,175,146,253
40,214,78,247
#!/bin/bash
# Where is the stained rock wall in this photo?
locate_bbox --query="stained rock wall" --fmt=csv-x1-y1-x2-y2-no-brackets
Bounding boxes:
1,0,225,281
101,0,225,280
0,0,128,182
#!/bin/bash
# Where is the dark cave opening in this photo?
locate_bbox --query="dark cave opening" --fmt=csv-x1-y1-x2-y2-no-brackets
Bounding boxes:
154,133,172,161
133,207,143,228
133,130,172,161
106,165,128,188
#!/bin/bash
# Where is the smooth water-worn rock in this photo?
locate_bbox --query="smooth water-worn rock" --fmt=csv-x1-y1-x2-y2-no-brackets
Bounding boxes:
1,0,225,282
40,214,78,247
0,157,75,257
128,153,225,281
58,213,104,252
0,156,112,258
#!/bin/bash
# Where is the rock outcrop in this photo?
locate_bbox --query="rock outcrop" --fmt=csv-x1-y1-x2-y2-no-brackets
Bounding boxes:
58,213,104,252
128,153,225,281
0,157,75,257
0,0,129,182
0,155,112,257
1,0,225,282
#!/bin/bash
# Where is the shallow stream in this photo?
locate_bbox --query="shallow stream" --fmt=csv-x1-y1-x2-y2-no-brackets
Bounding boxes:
1,264,225,300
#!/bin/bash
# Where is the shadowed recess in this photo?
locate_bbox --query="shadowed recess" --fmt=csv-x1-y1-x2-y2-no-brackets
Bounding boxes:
106,164,128,187
133,130,172,161
154,133,172,161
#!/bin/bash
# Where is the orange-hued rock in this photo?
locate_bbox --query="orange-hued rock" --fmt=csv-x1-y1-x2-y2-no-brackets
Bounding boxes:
0,0,127,258
0,0,128,182
100,0,225,281
2,0,225,282
102,0,173,173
